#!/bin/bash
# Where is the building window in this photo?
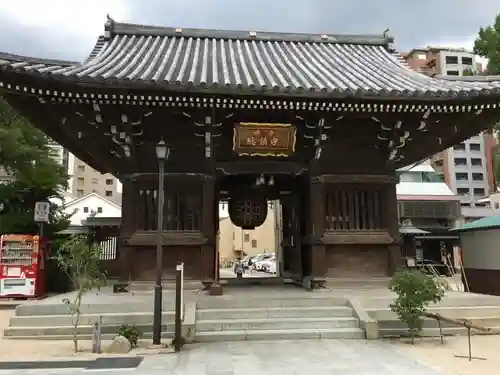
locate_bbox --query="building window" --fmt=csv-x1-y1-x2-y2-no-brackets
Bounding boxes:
91,177,99,184
76,189,84,197
251,239,257,248
461,57,473,65
473,188,485,197
469,143,481,151
77,165,85,172
83,207,89,213
470,158,482,166
495,202,499,209
244,234,250,242
417,53,426,60
472,173,484,181
105,179,114,185
454,158,467,166
445,56,459,64
105,190,113,197
453,143,466,150
97,207,103,213
455,172,468,181
77,177,84,186
446,70,460,76
456,188,470,196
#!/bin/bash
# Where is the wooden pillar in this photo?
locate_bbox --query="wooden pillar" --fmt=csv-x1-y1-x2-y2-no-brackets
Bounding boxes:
385,182,402,275
201,178,216,282
118,178,136,282
309,177,327,288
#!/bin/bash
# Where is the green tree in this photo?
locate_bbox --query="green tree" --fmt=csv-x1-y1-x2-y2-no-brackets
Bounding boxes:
0,97,70,235
473,15,500,188
54,233,106,352
389,269,445,344
473,14,500,75
462,68,475,76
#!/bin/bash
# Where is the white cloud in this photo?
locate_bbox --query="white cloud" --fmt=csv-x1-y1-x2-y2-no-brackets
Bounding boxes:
0,0,129,38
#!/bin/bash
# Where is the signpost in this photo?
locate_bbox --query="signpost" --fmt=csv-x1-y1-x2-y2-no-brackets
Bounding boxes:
174,262,184,352
34,201,50,236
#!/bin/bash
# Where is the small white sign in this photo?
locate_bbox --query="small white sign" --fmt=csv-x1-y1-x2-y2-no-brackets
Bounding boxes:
34,201,50,222
176,263,184,271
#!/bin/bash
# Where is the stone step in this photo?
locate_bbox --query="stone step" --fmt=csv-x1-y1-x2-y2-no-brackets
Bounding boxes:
196,306,354,320
128,281,201,291
4,331,174,340
15,300,176,316
368,306,500,320
9,311,174,327
197,317,358,332
379,326,500,338
379,316,500,331
195,328,365,342
4,322,173,338
364,294,500,309
197,296,347,309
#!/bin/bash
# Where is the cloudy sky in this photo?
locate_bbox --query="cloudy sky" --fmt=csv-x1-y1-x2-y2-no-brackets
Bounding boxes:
0,0,499,61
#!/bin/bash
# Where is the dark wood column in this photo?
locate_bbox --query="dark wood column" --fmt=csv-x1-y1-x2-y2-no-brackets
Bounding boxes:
385,182,402,275
200,178,216,282
118,178,137,281
308,177,327,288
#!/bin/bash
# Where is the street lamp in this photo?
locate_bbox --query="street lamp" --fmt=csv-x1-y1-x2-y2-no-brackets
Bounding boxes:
152,139,170,345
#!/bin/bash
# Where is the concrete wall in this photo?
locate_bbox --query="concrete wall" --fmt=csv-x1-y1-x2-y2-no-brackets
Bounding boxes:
461,229,500,270
461,228,500,295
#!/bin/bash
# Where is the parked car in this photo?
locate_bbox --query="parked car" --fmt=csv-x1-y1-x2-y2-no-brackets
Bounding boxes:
251,253,272,271
260,257,276,273
267,261,277,274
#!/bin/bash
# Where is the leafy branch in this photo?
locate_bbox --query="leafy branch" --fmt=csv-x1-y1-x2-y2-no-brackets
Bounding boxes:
54,233,106,352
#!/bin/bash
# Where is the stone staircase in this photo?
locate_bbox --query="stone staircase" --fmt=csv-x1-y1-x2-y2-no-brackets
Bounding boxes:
363,293,500,337
3,311,176,340
194,295,364,342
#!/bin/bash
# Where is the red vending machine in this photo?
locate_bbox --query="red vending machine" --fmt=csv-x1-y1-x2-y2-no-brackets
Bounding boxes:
0,234,47,298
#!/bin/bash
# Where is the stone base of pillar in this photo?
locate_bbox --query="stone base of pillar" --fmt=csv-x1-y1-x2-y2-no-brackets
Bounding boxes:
208,282,224,296
311,278,326,289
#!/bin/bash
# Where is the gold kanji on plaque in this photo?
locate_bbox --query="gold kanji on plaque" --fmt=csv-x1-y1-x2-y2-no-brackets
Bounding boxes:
233,123,296,157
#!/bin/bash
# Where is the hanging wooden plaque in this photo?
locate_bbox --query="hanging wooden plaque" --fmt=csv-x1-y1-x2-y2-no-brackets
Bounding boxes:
233,123,296,157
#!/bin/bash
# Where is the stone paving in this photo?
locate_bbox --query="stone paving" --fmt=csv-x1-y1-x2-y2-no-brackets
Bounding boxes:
0,339,443,375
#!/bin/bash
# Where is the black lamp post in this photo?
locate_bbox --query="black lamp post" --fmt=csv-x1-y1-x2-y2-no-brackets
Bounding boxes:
152,139,170,345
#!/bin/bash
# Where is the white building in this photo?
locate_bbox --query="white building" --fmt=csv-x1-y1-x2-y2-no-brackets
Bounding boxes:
397,161,457,200
61,192,121,226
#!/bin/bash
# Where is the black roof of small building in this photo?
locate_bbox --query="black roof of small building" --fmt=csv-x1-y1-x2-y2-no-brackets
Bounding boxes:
1,20,500,99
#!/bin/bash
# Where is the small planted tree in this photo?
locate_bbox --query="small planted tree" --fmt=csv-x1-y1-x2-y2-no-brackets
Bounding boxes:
54,233,106,352
389,268,445,344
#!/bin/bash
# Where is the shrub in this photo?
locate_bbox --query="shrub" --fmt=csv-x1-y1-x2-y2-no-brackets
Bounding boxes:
118,324,143,348
389,268,445,343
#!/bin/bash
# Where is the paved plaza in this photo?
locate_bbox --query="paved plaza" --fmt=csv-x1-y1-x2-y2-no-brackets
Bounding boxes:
0,339,442,375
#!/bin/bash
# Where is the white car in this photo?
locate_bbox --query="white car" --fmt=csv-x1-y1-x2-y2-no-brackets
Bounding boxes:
267,261,277,274
253,260,267,271
260,257,276,273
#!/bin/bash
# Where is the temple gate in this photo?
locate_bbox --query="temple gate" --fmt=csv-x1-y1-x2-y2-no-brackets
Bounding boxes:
1,18,500,291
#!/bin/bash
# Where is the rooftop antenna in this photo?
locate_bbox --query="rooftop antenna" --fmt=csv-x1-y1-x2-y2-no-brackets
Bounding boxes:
383,28,390,39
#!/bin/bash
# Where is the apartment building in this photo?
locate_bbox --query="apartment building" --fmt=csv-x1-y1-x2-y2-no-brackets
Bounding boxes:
404,47,496,202
403,46,481,76
67,153,122,205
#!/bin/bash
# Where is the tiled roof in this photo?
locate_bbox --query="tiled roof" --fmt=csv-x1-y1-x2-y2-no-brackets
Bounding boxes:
2,22,500,98
0,52,75,69
452,216,500,232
